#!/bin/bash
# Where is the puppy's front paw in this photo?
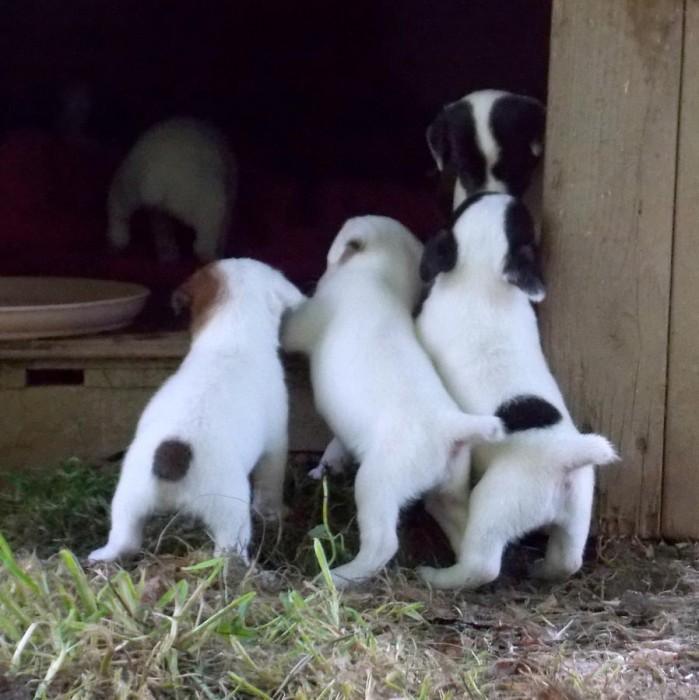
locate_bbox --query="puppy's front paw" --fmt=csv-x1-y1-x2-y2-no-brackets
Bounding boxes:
310,439,352,480
481,417,506,443
308,463,329,480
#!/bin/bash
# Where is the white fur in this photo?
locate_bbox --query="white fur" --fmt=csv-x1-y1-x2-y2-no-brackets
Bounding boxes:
282,215,505,586
308,436,354,479
428,89,544,220
88,258,304,563
107,117,237,260
416,194,617,589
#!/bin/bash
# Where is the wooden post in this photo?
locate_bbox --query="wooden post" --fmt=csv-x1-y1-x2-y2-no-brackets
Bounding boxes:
542,0,683,536
663,0,699,538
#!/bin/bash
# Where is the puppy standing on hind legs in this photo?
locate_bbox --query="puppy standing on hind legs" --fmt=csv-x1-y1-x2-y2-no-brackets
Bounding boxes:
415,193,618,590
282,215,505,587
88,258,304,563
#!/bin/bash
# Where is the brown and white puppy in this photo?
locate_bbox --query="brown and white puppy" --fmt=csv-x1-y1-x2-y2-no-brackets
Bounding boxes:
89,258,304,562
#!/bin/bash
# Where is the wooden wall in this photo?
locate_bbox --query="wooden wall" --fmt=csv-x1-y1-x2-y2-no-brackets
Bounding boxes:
543,0,696,538
663,0,699,538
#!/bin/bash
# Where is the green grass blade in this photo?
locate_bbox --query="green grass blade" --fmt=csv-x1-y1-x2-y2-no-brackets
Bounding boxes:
58,550,98,617
0,530,41,596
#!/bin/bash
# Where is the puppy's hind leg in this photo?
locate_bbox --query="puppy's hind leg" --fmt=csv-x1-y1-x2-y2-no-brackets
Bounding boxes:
532,465,595,581
88,466,154,562
419,457,550,590
251,444,288,520
197,471,252,563
329,454,403,587
424,447,472,554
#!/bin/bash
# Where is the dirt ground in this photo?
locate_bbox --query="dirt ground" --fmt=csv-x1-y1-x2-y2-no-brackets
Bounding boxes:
1,455,698,698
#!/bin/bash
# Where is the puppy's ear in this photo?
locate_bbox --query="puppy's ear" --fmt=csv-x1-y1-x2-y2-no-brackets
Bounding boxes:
420,229,458,283
171,265,224,332
426,110,450,171
503,244,546,302
328,237,365,267
503,200,545,302
270,275,305,315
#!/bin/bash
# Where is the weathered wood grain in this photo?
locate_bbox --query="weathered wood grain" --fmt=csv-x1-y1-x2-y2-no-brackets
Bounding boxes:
542,0,683,536
663,0,699,538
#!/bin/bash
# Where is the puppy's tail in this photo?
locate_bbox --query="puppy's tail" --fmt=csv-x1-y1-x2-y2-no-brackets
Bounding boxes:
544,433,619,473
152,439,193,481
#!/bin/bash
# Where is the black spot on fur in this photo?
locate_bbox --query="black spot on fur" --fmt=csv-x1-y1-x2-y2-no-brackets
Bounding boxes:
490,95,546,197
152,439,193,481
503,199,545,300
428,101,487,196
495,395,562,433
420,228,458,283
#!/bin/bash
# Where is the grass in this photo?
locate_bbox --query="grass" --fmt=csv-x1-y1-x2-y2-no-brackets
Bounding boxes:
1,457,699,698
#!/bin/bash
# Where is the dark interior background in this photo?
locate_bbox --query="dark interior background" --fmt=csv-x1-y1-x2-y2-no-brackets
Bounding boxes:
0,0,551,298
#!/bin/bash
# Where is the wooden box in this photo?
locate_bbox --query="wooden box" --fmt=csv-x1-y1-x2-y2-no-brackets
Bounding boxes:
0,332,330,471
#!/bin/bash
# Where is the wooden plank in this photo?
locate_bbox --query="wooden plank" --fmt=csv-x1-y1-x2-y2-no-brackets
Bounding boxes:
0,385,153,469
84,367,176,389
663,0,699,538
0,331,189,361
541,0,682,536
0,378,329,470
0,351,330,470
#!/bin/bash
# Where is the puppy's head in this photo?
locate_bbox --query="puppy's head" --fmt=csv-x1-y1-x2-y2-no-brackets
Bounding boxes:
427,89,545,199
324,215,424,306
420,193,545,303
173,258,304,336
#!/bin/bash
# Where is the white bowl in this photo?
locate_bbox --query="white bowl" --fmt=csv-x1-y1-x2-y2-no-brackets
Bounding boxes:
0,277,150,340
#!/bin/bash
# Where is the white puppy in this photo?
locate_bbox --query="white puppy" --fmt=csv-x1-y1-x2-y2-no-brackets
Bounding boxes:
89,258,304,562
313,90,546,480
107,117,237,261
427,89,545,215
282,215,505,586
416,193,618,589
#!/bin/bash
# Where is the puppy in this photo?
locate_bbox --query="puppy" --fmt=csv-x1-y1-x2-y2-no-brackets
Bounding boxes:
89,258,304,562
282,215,505,586
427,89,545,214
107,117,237,261
416,193,618,589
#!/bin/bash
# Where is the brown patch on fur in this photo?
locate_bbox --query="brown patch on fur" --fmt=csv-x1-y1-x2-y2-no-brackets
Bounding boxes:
152,439,193,481
172,264,226,335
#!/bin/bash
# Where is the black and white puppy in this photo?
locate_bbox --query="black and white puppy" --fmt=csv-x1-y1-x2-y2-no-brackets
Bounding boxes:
416,193,618,590
427,89,545,213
